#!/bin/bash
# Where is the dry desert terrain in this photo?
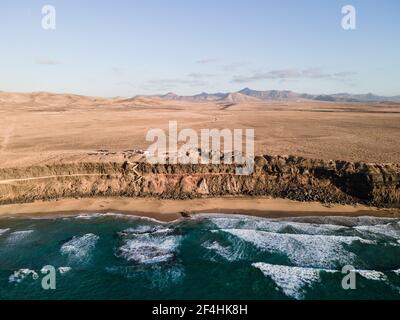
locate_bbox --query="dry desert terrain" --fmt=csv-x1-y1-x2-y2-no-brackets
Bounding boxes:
1,91,400,168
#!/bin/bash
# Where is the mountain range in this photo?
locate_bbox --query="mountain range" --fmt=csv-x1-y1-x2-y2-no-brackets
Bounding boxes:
137,88,400,103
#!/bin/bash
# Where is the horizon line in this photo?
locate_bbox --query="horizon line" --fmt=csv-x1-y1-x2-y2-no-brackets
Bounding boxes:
1,88,400,100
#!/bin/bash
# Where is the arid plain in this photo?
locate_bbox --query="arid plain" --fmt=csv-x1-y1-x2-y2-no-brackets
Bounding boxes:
1,91,400,167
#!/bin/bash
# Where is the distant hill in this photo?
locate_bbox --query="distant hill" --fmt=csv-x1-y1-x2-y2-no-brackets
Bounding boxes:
237,88,400,103
188,92,227,101
238,88,302,101
219,92,262,104
142,89,400,103
327,93,400,102
3,90,399,105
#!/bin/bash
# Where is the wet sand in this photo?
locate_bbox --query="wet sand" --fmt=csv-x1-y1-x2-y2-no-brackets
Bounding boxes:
0,197,398,222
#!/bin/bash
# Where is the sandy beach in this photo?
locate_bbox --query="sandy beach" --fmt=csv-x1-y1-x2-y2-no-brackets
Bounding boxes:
0,196,398,222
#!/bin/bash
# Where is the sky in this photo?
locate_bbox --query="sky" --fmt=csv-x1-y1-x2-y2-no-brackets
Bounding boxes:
0,0,399,97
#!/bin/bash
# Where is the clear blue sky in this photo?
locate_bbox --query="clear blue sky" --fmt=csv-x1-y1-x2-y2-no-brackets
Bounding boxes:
0,0,399,97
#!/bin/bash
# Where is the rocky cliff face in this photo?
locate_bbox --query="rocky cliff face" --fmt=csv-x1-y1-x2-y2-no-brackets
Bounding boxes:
0,155,399,207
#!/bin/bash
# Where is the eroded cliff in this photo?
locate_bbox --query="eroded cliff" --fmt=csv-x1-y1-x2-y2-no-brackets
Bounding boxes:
0,155,399,207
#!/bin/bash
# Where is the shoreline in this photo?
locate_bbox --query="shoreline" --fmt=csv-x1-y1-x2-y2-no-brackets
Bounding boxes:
0,196,399,222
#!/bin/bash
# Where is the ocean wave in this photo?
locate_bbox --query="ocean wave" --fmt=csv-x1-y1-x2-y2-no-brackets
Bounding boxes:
60,233,99,263
203,241,239,261
252,262,392,299
72,213,105,220
58,267,72,274
117,228,181,264
281,216,398,228
205,215,349,236
9,269,39,283
221,228,374,269
357,270,387,281
354,222,400,240
6,230,34,244
71,212,170,224
0,228,10,236
195,214,398,226
252,262,321,300
118,225,173,236
392,269,400,275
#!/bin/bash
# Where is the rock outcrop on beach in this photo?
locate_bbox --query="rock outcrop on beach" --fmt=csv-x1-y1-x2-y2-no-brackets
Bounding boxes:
0,155,399,208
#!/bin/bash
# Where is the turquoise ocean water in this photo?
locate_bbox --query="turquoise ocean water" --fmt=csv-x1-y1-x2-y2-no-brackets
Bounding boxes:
0,213,399,300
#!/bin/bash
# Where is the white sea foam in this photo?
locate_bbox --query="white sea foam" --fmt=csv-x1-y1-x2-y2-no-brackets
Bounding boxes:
6,230,34,244
354,222,400,240
252,262,321,300
117,229,181,264
120,226,172,236
252,262,391,299
60,233,99,263
58,267,72,274
203,241,236,261
281,216,398,228
72,212,170,224
73,213,105,220
0,228,10,236
196,214,397,225
207,215,349,236
357,270,387,281
222,229,374,268
392,269,400,275
9,269,39,283
279,221,348,235
207,216,282,233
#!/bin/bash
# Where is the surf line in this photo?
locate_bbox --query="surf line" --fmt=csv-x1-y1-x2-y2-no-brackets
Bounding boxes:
152,304,186,318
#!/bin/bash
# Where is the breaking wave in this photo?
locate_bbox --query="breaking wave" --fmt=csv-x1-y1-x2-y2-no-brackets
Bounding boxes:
6,230,34,244
116,227,181,264
252,262,321,299
58,267,72,274
354,221,400,240
202,240,243,261
0,228,10,236
9,269,39,283
71,212,170,224
60,233,99,263
252,262,393,300
357,270,387,281
203,214,349,236
220,228,374,268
